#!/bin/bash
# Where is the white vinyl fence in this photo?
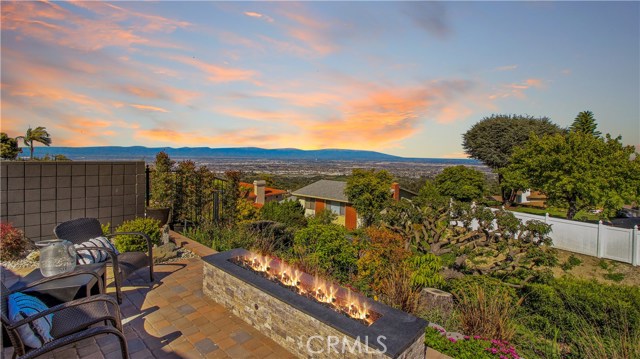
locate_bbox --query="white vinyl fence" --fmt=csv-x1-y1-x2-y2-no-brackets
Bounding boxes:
458,210,639,266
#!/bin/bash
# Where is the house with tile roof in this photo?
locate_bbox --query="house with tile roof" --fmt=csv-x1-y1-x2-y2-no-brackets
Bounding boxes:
240,180,288,208
292,179,415,230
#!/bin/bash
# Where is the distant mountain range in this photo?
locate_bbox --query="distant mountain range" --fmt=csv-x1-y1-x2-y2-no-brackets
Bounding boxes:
33,146,479,164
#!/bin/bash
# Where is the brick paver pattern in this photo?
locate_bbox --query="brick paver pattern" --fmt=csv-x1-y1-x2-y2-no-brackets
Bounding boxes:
3,258,296,359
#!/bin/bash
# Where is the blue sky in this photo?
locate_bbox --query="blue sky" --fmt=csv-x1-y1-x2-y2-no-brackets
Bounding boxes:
1,1,638,158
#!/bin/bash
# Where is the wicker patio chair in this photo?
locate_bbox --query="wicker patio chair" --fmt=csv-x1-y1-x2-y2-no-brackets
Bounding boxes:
54,218,154,304
1,270,129,359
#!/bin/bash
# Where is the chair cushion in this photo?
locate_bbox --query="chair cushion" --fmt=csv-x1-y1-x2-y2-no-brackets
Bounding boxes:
8,292,54,348
75,237,119,265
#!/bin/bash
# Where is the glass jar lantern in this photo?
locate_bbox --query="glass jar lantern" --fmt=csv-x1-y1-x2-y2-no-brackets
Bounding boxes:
36,240,77,277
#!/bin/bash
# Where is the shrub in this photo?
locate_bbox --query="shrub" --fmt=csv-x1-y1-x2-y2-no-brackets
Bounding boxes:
243,220,295,254
603,272,625,282
0,223,26,260
293,224,356,283
378,261,420,313
424,327,521,359
113,217,162,252
183,223,254,252
182,226,213,248
560,254,582,271
354,227,410,293
449,276,520,341
260,200,307,228
408,253,444,289
573,311,640,359
308,209,337,226
519,277,640,357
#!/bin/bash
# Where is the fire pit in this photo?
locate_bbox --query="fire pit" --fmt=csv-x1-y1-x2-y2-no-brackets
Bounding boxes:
203,249,427,359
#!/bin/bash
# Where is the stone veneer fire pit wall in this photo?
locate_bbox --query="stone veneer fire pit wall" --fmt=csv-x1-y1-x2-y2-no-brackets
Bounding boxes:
203,249,427,359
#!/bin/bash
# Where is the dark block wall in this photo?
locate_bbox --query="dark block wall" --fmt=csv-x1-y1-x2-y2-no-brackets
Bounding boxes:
0,161,146,242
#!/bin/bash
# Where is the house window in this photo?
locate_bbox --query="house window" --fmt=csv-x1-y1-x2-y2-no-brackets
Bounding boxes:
328,201,345,216
304,198,315,210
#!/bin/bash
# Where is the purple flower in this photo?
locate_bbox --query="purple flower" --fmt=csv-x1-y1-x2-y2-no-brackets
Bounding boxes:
448,337,457,343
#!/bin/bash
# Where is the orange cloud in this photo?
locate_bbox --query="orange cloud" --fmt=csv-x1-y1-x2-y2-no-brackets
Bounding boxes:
129,104,169,113
169,55,257,83
2,1,189,51
216,107,308,123
116,85,199,105
277,8,337,57
4,82,112,114
440,151,470,159
53,117,138,146
253,90,341,108
135,128,281,147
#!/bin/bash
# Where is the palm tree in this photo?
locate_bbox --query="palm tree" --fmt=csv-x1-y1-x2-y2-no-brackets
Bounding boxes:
16,126,52,160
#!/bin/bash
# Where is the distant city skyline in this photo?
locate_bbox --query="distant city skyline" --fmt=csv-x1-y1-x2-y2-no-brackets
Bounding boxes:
1,1,638,158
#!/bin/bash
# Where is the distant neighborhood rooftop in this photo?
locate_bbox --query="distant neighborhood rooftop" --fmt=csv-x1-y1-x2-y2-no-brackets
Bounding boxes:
292,180,349,203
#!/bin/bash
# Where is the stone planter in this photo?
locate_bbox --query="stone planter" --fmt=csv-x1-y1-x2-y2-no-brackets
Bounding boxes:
145,207,170,226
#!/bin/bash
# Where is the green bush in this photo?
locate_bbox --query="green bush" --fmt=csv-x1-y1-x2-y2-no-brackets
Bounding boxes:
293,224,357,283
560,254,582,271
243,220,295,254
408,253,444,289
603,272,625,282
519,277,640,358
113,217,162,252
183,224,253,252
260,200,307,228
448,275,518,303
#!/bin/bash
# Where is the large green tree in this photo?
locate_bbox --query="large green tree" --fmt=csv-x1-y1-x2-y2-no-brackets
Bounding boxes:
434,165,486,202
16,126,52,160
502,132,639,219
0,133,21,160
570,110,601,137
462,115,562,202
344,169,394,227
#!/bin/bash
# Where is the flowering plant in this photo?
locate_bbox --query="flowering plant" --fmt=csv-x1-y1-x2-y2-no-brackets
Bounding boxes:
425,327,521,359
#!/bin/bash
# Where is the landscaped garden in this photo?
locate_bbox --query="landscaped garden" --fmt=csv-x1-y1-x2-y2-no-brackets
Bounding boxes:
150,155,639,359
2,113,638,359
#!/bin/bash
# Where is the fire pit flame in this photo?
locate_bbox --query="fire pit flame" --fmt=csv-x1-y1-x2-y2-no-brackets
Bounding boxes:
236,254,376,325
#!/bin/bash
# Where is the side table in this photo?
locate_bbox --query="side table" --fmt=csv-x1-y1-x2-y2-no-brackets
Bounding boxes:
9,263,107,306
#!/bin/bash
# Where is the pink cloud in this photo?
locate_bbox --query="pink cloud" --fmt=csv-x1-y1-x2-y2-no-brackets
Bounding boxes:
2,1,190,51
490,78,545,99
168,55,257,83
494,64,518,72
129,104,169,113
244,11,274,23
135,128,281,147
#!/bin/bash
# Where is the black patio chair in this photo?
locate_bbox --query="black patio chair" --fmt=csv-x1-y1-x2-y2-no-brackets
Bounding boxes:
1,270,129,359
54,218,154,304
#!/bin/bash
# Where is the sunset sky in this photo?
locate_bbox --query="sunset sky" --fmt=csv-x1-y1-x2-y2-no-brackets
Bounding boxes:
1,1,638,158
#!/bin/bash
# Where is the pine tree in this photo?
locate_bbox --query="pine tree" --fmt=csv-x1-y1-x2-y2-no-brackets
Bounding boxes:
570,111,601,137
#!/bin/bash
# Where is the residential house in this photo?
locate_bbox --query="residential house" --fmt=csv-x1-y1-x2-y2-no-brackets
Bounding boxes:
515,189,547,207
292,180,415,230
241,180,288,208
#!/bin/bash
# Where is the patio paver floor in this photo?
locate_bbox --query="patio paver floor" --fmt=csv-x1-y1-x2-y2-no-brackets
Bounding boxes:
2,258,296,359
